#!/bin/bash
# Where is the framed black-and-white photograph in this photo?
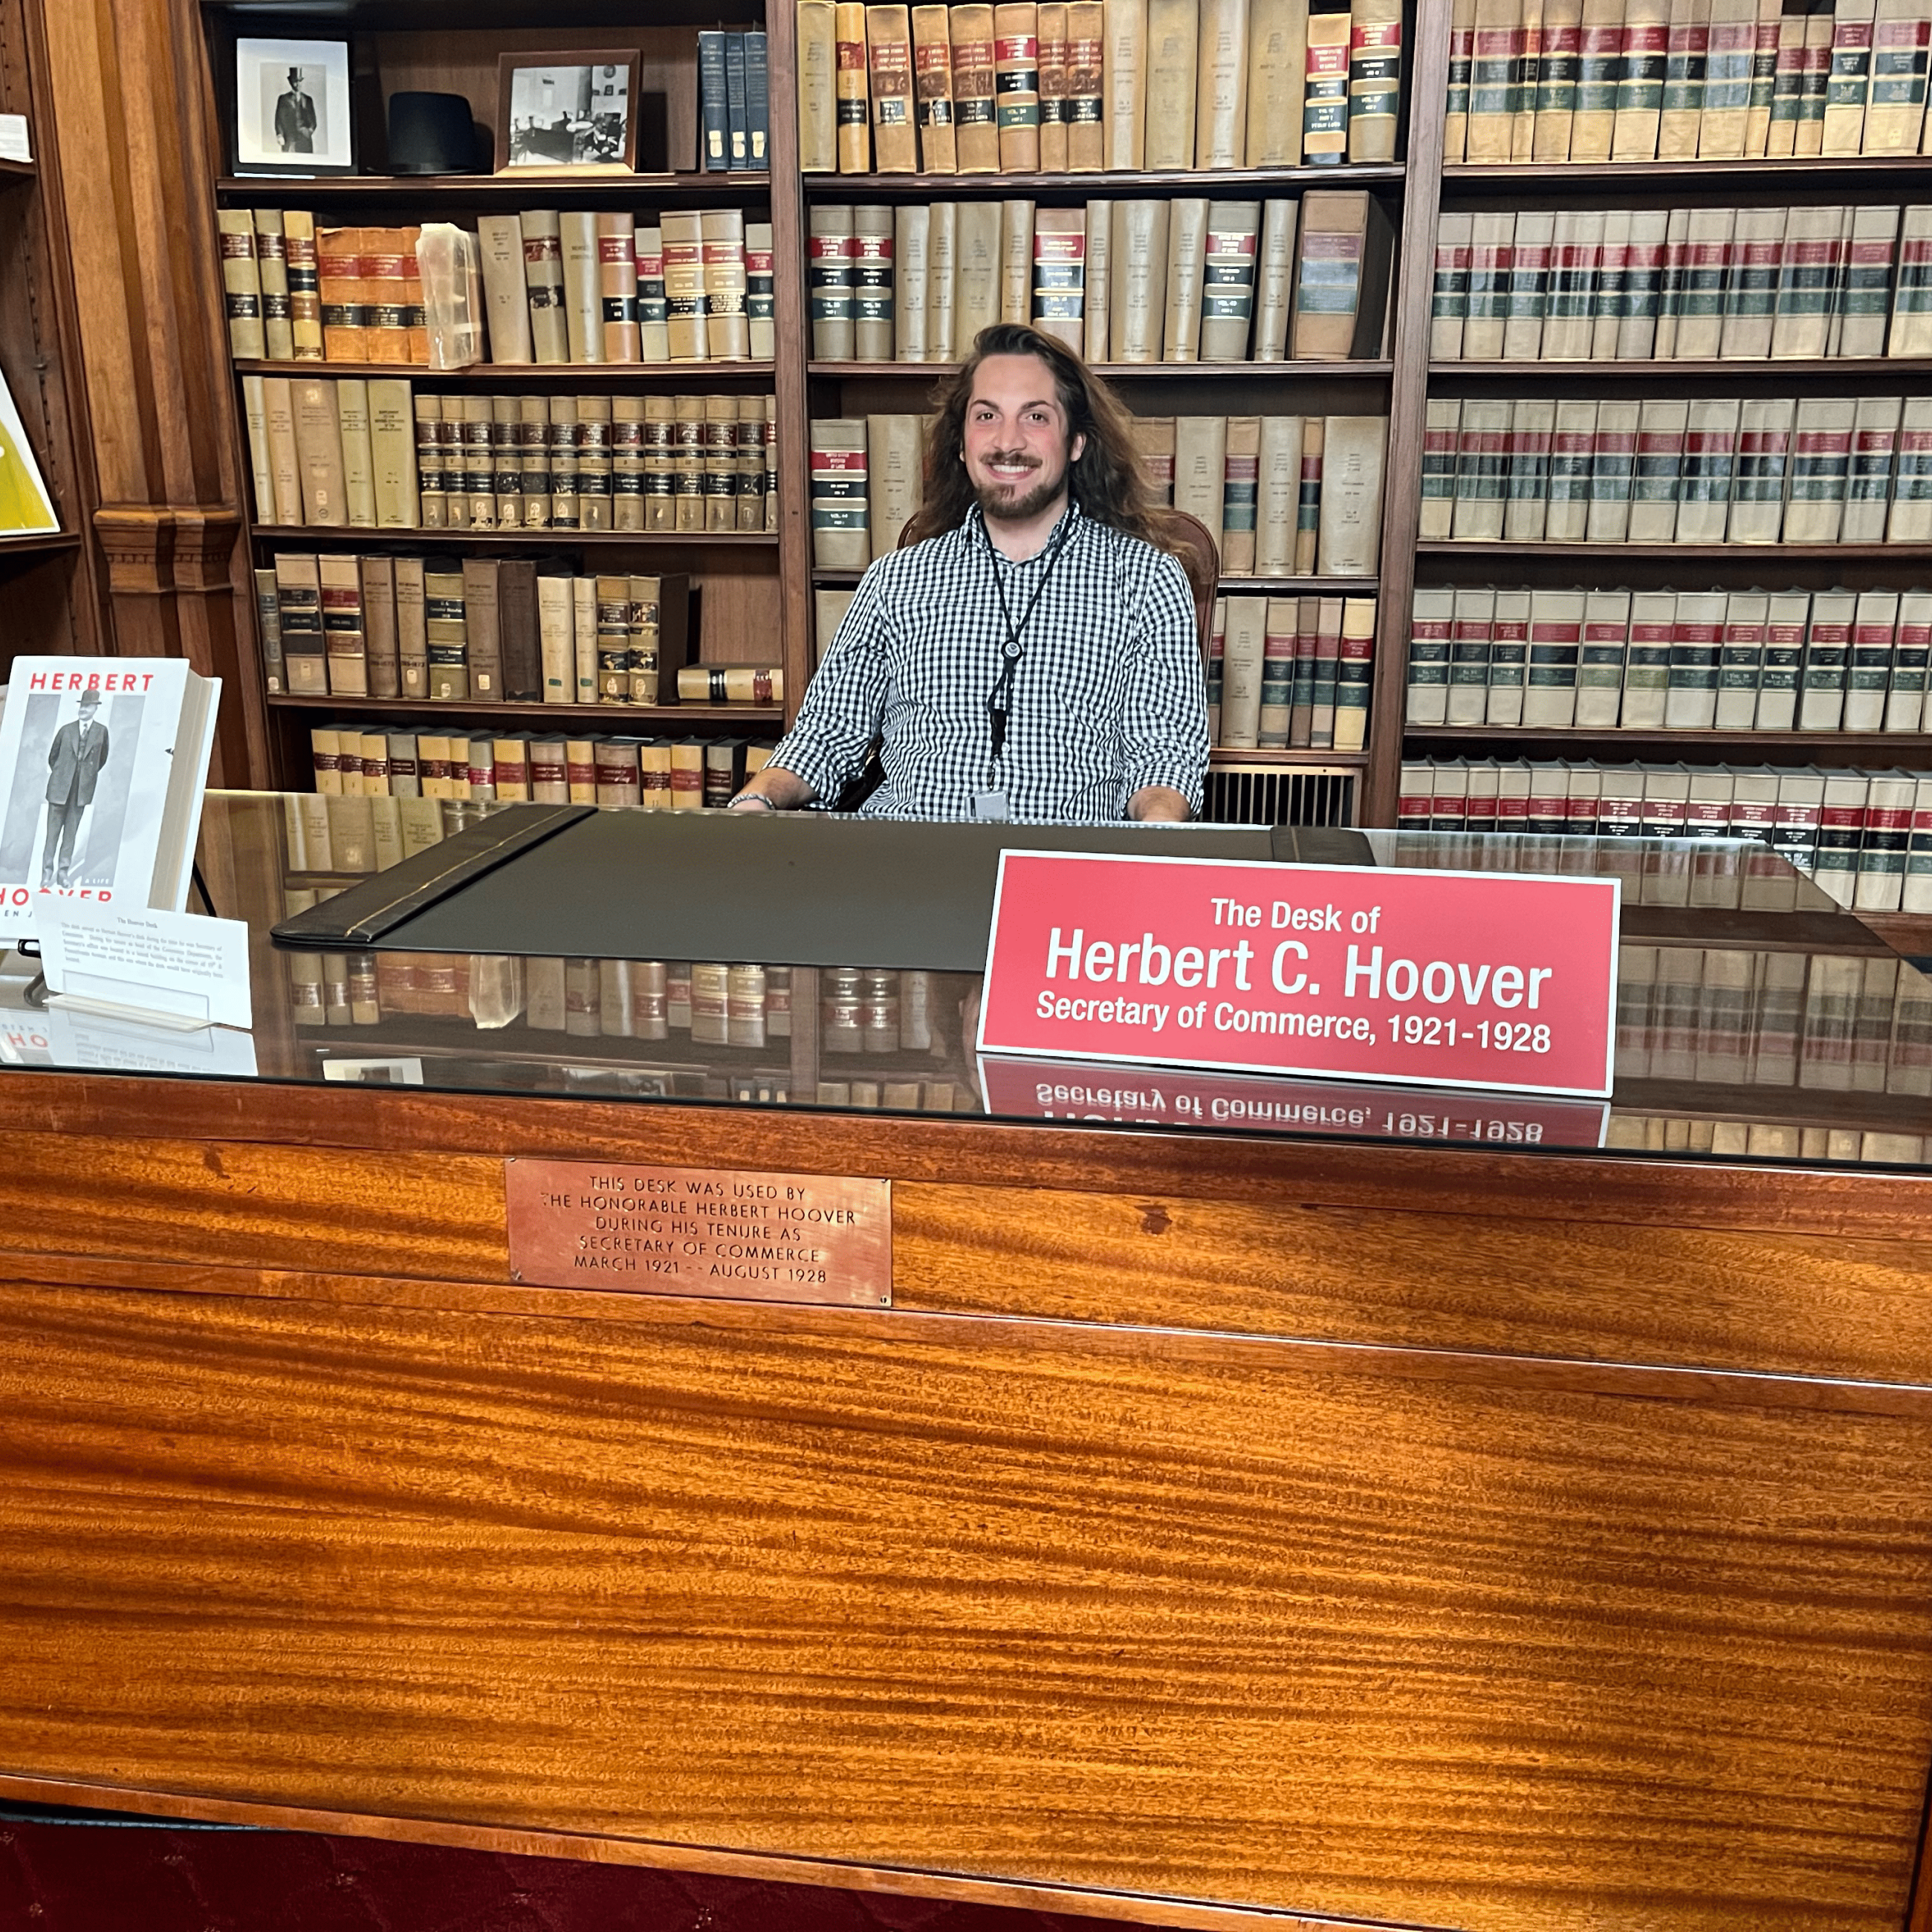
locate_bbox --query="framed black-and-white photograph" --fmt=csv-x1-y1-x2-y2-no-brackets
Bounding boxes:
495,52,639,172
233,37,355,176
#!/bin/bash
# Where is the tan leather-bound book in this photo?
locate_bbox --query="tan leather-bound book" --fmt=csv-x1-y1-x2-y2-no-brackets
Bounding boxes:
595,213,639,362
814,587,859,662
995,2,1044,166
359,556,400,700
1000,199,1035,320
1301,8,1352,161
672,395,707,531
519,210,570,364
1245,0,1306,162
548,394,582,531
1696,0,1752,155
262,376,304,525
1163,196,1210,360
1256,414,1302,572
895,203,933,357
1251,198,1297,359
952,4,1003,166
1220,414,1260,571
291,377,347,526
412,392,444,529
739,395,769,531
1130,414,1176,502
912,4,959,168
1083,201,1112,357
1289,189,1391,360
476,215,533,363
1466,0,1520,159
1610,0,1668,157
661,210,709,362
519,394,552,528
868,412,925,555
242,373,273,519
392,557,427,698
276,553,327,696
837,1,875,167
1104,0,1149,165
218,209,265,360
1066,1,1107,165
854,203,897,356
809,203,858,358
318,562,369,707
1294,424,1323,572
367,377,418,529
1823,0,1876,153
811,418,872,566
1031,205,1087,347
558,212,602,363
1219,596,1266,748
704,396,740,531
1201,200,1260,360
745,220,776,360
1349,0,1404,161
316,227,366,361
1110,199,1169,360
578,394,614,531
282,210,324,360
361,229,410,365
1568,0,1626,158
1194,0,1248,163
867,4,920,169
1863,0,1923,151
641,395,675,532
1444,0,1478,158
798,0,840,167
1531,0,1581,156
928,201,959,356
1317,413,1385,575
701,208,751,360
1144,0,1200,165
953,198,1005,345
1039,2,1072,167
635,226,668,360
457,395,493,529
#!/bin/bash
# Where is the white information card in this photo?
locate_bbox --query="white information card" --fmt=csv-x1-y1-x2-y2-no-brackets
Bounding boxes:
39,899,253,1030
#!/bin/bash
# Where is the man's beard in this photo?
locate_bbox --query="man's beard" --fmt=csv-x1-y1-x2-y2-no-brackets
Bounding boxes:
973,453,1068,525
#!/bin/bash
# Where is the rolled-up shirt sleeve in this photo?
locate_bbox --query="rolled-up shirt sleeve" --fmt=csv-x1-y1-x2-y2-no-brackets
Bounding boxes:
1121,551,1210,813
765,568,892,804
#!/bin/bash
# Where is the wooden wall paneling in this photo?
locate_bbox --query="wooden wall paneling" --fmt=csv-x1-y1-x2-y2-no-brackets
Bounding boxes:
0,0,106,659
36,0,260,783
764,0,814,723
1361,0,1447,829
0,1275,1928,1931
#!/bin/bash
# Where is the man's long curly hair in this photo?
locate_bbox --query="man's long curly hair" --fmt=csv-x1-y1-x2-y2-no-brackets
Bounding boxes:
901,322,1160,548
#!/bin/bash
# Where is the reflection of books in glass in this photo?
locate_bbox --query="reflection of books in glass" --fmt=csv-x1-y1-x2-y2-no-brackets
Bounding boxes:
0,657,220,941
0,369,56,534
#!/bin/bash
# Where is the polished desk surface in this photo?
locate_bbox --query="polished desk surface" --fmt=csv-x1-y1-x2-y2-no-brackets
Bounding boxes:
2,791,1926,1173
1,797,1932,1932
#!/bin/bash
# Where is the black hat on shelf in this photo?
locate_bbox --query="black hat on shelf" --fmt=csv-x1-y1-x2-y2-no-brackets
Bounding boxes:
386,92,483,174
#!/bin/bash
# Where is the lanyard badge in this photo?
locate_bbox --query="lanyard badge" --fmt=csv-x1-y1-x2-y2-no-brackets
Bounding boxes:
985,516,1072,769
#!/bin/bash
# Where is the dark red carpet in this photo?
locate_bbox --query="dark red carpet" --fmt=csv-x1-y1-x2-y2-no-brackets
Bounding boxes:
0,1819,1153,1932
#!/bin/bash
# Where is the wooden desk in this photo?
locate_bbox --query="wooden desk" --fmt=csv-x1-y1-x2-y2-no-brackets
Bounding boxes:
0,1067,1928,1932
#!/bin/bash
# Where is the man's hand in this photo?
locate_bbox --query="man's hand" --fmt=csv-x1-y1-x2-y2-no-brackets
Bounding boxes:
1127,785,1191,823
727,765,817,811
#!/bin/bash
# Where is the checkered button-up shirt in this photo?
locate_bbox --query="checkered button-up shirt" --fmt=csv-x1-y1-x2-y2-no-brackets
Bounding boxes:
770,502,1208,821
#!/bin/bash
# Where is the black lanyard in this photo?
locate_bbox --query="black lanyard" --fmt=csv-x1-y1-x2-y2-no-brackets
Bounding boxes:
985,514,1072,766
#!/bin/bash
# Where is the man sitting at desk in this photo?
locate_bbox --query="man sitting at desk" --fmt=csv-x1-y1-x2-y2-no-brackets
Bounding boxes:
729,323,1208,823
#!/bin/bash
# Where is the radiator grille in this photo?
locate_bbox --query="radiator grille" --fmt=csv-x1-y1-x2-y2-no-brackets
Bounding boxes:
1205,765,1358,828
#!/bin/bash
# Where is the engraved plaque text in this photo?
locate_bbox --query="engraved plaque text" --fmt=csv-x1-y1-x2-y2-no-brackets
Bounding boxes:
505,1159,892,1306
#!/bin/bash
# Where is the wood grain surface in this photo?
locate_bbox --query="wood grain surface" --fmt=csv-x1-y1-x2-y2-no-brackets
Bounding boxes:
2,1132,1932,1387
0,1279,1929,1932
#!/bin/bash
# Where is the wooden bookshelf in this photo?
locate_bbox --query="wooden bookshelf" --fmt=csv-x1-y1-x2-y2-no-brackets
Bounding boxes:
0,0,103,664
268,693,780,724
181,0,1932,883
250,525,779,549
233,359,777,385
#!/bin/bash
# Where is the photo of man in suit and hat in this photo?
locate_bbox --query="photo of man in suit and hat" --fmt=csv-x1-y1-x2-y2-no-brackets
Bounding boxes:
41,687,110,889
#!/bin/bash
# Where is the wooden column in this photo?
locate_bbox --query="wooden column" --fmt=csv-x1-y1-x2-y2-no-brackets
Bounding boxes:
31,0,263,785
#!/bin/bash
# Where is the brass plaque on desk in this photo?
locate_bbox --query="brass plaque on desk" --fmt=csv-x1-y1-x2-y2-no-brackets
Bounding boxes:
505,1160,892,1306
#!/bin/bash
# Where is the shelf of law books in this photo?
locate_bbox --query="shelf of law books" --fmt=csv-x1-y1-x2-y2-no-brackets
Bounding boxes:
195,0,797,793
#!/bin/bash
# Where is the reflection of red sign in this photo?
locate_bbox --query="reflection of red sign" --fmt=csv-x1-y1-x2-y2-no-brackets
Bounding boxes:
979,852,1619,1099
977,1056,1612,1150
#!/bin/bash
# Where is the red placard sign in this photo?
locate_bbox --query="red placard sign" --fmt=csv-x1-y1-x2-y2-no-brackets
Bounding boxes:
978,852,1620,1099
